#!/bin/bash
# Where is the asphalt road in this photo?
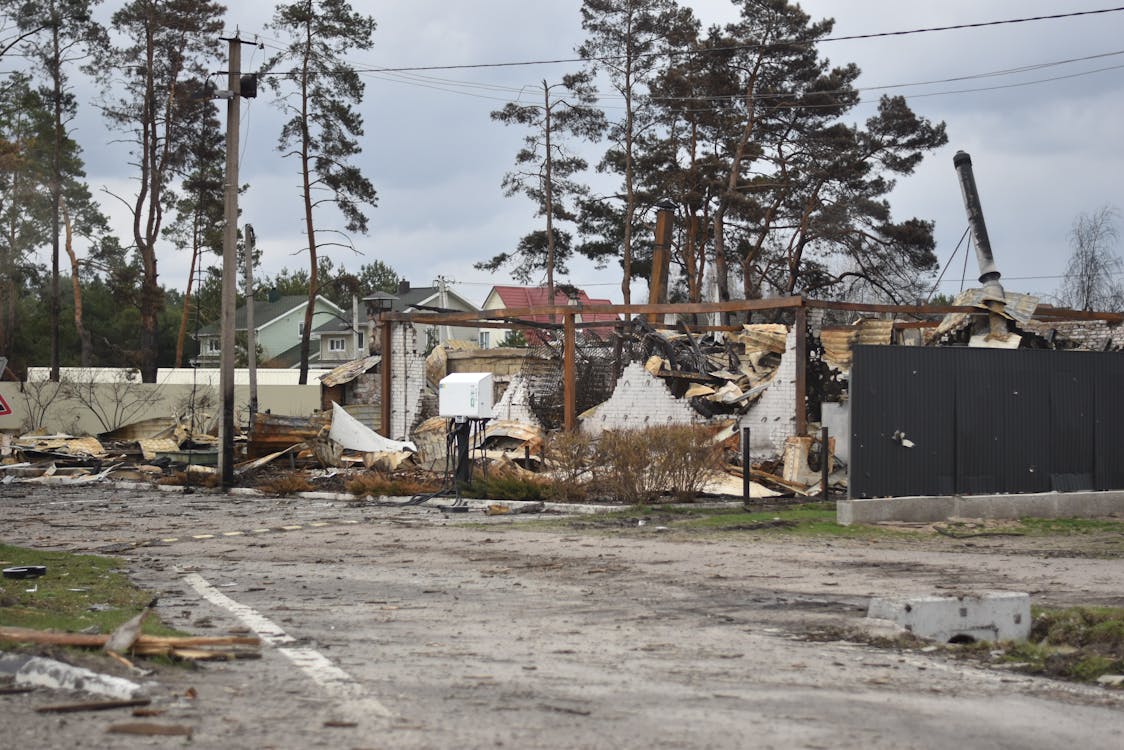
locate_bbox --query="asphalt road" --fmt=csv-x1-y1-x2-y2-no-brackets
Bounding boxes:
2,483,1123,749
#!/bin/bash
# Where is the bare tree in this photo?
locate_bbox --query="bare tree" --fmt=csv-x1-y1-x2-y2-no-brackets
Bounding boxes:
59,368,163,433
1058,206,1122,312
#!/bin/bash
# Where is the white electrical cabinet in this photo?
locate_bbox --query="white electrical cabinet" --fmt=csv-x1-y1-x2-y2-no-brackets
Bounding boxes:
438,372,494,418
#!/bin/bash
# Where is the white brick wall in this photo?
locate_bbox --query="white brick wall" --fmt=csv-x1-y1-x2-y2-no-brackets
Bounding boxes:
388,323,426,440
491,374,541,427
580,362,699,437
388,323,801,458
738,326,798,455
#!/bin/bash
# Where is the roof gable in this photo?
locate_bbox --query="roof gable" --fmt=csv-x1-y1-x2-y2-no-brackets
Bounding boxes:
197,295,345,336
483,285,619,345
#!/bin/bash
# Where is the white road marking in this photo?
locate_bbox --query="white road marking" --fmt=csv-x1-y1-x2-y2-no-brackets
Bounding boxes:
182,573,390,717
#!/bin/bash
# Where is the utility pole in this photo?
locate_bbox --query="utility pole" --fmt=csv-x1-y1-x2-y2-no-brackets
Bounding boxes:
245,223,258,439
219,34,245,487
435,275,452,345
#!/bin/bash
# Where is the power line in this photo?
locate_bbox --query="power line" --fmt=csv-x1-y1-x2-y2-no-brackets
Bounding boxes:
823,6,1124,42
329,6,1124,75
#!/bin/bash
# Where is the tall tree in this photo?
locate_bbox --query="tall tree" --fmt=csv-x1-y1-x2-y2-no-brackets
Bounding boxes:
480,73,605,305
634,0,946,305
266,0,379,385
0,76,52,366
3,0,104,377
162,79,225,368
1058,206,1122,312
578,0,682,304
89,0,224,382
58,144,113,366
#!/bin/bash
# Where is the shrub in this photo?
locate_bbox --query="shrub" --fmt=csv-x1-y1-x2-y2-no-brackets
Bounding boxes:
256,474,315,496
345,471,438,498
544,430,595,503
462,473,548,502
593,423,724,504
157,470,220,488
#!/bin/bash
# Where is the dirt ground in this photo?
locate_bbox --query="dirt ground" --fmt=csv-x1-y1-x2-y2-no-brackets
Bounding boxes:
2,482,1123,749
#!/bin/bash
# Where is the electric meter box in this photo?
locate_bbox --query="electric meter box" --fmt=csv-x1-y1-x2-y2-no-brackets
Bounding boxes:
438,372,494,418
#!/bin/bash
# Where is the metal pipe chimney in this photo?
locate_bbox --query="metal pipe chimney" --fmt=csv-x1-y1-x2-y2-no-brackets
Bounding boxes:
953,151,1005,305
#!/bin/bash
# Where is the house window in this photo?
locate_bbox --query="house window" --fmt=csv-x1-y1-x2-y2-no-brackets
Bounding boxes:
206,338,220,353
298,322,305,335
357,332,364,350
479,331,491,348
329,337,346,352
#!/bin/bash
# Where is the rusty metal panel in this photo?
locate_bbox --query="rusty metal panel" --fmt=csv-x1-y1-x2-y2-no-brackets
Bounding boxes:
248,412,330,458
319,355,380,387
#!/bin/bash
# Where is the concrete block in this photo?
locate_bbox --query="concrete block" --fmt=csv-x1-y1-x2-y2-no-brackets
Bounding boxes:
836,496,957,525
867,591,1030,643
957,494,1059,520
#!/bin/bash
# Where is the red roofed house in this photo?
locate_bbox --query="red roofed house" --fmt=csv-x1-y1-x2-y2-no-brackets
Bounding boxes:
480,285,620,347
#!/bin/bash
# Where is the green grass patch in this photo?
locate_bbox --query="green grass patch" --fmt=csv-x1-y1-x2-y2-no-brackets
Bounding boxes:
993,605,1124,683
1017,518,1124,536
0,543,175,639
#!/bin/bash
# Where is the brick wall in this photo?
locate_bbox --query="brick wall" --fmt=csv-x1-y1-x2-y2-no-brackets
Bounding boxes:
738,325,798,455
388,323,426,440
580,362,699,437
490,374,541,427
388,324,800,457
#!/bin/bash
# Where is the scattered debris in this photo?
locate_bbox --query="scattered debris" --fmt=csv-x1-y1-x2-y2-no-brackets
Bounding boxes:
103,598,158,671
36,698,151,714
105,723,193,738
0,626,261,661
248,411,329,459
329,401,416,454
3,566,47,580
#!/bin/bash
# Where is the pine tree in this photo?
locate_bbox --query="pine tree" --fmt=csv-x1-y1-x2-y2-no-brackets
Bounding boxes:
578,0,683,304
161,79,225,368
266,0,379,385
480,73,605,306
2,0,105,375
89,0,224,382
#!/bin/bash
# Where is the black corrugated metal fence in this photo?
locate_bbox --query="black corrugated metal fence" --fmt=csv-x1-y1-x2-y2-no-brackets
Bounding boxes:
850,346,1124,498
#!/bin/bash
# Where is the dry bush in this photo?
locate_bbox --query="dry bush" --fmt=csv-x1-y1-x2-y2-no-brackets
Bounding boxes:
464,466,549,502
345,471,438,498
544,430,596,503
256,474,315,496
594,423,724,504
656,423,726,501
157,471,221,488
593,428,662,504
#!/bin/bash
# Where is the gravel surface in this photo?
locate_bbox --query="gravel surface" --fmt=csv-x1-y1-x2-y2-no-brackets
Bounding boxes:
2,483,1123,749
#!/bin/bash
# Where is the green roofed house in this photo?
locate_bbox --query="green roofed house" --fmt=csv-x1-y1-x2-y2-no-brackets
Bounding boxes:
369,281,481,353
194,293,349,369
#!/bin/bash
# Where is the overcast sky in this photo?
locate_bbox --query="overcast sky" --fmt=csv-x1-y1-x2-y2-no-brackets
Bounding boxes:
70,1,1124,308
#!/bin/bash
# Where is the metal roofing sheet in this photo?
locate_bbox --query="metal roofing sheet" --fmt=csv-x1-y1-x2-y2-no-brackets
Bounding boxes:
319,355,381,387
